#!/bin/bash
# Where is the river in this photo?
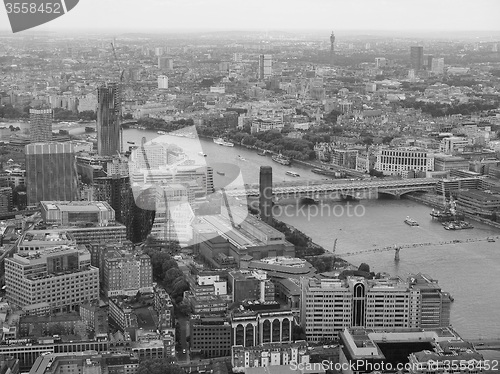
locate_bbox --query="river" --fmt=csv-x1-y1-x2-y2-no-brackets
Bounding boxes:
73,126,500,340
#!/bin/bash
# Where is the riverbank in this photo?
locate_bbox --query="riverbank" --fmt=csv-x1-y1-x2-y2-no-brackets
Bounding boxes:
406,193,500,229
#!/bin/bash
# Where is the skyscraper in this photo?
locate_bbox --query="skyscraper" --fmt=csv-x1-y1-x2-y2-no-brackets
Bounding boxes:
431,57,445,74
158,56,173,70
25,142,79,206
29,108,52,142
330,31,335,66
97,83,121,156
158,75,169,89
258,54,272,80
410,46,424,71
259,166,273,225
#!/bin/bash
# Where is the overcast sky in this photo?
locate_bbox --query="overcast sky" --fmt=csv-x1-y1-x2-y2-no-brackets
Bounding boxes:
1,0,500,33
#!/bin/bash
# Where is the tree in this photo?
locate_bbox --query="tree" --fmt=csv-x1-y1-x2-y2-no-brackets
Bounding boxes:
358,263,370,273
163,268,184,285
137,359,184,374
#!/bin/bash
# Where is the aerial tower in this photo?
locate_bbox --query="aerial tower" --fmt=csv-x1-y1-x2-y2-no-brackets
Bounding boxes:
330,31,335,66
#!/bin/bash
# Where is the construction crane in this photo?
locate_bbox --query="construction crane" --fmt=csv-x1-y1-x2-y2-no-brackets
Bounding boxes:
110,42,125,82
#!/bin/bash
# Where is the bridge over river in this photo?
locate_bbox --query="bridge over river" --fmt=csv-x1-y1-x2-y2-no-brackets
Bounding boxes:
228,178,438,200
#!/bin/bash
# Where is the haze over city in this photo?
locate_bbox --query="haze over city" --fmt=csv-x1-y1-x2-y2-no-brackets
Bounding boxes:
1,0,500,33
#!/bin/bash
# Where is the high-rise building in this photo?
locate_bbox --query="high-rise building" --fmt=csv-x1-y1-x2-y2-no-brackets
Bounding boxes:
25,142,78,206
258,54,273,80
0,187,12,214
96,83,121,156
300,274,452,342
375,57,387,68
94,175,134,239
330,31,335,66
29,108,52,142
158,56,173,70
259,166,273,224
5,245,99,313
431,57,445,74
233,53,242,62
155,47,164,56
410,46,424,71
158,75,169,89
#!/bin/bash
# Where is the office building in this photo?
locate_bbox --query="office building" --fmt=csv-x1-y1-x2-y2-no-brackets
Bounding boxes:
25,143,78,206
431,57,445,74
259,166,273,225
457,190,500,215
231,309,293,347
96,83,121,156
258,54,272,80
440,137,470,154
410,46,424,71
331,149,358,170
40,201,116,226
374,148,435,177
5,245,99,313
300,274,451,342
130,165,214,198
232,341,309,372
433,155,469,172
158,75,169,89
93,175,134,239
103,249,153,297
150,184,194,243
29,352,139,374
229,270,275,304
29,108,52,142
190,315,232,358
0,186,13,215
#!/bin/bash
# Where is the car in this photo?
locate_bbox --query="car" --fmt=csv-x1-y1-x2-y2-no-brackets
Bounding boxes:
182,349,187,353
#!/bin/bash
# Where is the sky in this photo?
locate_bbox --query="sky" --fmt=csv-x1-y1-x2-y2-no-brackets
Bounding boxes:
1,0,500,33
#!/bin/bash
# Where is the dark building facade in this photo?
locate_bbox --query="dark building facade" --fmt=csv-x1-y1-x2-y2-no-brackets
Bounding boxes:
25,142,78,206
410,46,424,71
259,166,273,225
97,83,121,156
29,108,52,142
190,316,232,358
94,176,134,239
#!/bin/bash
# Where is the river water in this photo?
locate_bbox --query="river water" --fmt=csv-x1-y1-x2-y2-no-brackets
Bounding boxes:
72,126,500,340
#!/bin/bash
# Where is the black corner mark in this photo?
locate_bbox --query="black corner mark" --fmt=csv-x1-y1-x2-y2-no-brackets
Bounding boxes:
4,0,80,33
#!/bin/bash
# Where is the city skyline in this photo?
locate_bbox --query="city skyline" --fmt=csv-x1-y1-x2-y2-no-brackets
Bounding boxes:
1,0,500,33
